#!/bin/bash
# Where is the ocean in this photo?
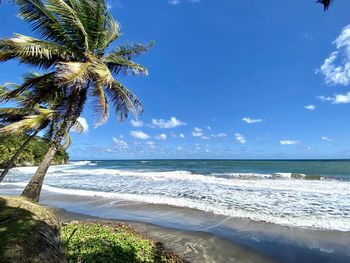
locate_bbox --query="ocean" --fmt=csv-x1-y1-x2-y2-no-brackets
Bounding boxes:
3,159,350,231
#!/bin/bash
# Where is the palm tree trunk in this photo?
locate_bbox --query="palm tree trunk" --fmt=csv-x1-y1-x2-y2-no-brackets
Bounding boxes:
21,91,85,202
0,128,40,183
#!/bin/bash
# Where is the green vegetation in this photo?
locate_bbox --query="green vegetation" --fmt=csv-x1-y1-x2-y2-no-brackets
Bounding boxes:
0,133,68,168
0,0,151,202
61,223,180,263
0,196,65,262
0,196,182,263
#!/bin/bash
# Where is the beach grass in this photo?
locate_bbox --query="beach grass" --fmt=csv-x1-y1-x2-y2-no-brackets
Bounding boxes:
61,222,178,263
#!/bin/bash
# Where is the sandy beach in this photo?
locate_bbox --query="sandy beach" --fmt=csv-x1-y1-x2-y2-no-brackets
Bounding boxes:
1,184,349,263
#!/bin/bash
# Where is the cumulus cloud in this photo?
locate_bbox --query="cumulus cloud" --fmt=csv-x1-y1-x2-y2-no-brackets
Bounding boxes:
179,133,185,138
242,117,263,124
321,136,333,142
304,105,316,110
317,92,350,104
192,127,203,137
112,137,129,150
155,133,167,141
235,133,246,144
332,92,350,104
130,119,143,127
319,25,350,86
130,130,150,140
151,117,186,129
192,127,212,140
280,140,300,145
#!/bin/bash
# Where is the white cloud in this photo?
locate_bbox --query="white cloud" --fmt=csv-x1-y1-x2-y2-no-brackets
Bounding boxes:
72,117,89,133
211,133,227,138
168,0,180,5
145,141,156,149
304,105,316,111
280,140,300,145
155,133,167,141
151,117,186,129
130,130,150,140
112,137,129,150
319,25,350,86
168,0,200,5
321,136,333,142
192,127,212,140
332,92,350,104
130,119,143,127
235,133,246,144
179,133,185,138
317,95,333,102
192,127,203,137
242,117,263,124
317,92,350,104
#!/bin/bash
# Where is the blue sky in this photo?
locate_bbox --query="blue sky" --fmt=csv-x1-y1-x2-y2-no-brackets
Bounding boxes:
1,0,350,159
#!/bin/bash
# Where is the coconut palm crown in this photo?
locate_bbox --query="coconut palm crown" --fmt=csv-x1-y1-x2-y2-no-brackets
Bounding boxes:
0,0,152,201
0,81,85,182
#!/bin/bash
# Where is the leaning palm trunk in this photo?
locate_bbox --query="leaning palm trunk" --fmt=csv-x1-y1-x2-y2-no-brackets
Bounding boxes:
21,92,85,202
0,128,40,183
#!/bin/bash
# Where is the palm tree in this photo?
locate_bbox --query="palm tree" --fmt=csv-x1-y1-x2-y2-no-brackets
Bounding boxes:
0,81,85,183
0,0,151,202
317,0,333,10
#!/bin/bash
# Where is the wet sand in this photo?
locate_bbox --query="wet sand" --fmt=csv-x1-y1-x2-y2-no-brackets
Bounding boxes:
1,184,349,263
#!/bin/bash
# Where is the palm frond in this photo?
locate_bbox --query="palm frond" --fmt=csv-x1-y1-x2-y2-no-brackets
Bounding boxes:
107,42,154,60
317,0,333,10
55,62,90,86
70,119,84,133
15,0,77,49
62,131,71,149
91,82,109,127
0,34,77,68
46,0,89,50
103,55,148,76
0,72,55,103
0,108,54,135
106,81,143,121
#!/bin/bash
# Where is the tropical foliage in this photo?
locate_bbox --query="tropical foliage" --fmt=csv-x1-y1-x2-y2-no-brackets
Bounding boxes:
0,132,68,168
0,0,151,201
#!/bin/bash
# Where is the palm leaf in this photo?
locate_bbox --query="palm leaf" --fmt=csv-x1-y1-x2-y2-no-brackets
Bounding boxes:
317,0,333,10
91,82,109,127
0,34,77,68
55,62,90,86
103,55,148,76
106,81,143,120
46,0,89,50
16,0,77,49
62,131,71,149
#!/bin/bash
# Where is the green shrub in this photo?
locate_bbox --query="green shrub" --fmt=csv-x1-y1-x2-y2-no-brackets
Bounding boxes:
61,223,168,263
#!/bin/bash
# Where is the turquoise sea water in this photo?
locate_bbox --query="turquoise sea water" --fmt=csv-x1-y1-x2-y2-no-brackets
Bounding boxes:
3,159,350,231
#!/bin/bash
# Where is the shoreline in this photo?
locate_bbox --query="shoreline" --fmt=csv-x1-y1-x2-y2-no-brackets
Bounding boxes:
1,184,350,263
54,207,273,263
